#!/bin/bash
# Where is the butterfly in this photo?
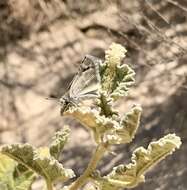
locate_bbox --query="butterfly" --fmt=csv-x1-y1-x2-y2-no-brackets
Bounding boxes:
60,55,102,115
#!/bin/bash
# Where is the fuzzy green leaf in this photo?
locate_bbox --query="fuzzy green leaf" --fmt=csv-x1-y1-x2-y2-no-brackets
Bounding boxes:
104,105,142,144
98,134,181,189
101,43,127,94
64,107,119,144
0,183,8,190
0,153,35,190
64,107,100,129
0,154,15,189
0,144,75,184
98,43,135,120
50,126,70,159
110,64,135,99
100,43,135,100
97,91,119,118
14,170,35,190
105,43,127,66
64,107,119,130
65,106,141,145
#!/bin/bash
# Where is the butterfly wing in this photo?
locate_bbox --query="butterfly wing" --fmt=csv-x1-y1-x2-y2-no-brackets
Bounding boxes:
69,55,101,101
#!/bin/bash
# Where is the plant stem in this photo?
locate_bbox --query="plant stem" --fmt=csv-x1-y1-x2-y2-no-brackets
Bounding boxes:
46,180,53,190
69,143,108,190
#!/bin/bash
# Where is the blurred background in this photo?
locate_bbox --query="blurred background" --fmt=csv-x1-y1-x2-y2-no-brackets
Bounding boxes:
0,0,187,189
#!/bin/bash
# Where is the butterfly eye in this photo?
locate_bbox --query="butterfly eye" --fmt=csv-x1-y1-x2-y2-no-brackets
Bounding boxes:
60,97,67,105
59,97,65,105
60,97,70,115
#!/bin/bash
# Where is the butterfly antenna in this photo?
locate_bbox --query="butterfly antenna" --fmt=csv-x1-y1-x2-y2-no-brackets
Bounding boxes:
45,96,60,104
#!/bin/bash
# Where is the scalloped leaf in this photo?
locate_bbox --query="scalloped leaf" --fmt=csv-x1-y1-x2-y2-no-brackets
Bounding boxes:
64,107,118,130
98,134,181,189
97,91,119,117
14,170,35,190
0,153,35,190
64,106,141,145
64,107,120,144
0,154,15,189
110,64,135,99
64,107,100,129
0,144,75,184
101,43,127,94
100,43,135,100
105,43,127,65
50,126,70,159
98,43,135,123
104,105,142,144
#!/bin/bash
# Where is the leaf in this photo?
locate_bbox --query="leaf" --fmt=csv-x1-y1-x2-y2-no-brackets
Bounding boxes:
64,107,118,129
50,126,70,159
0,153,15,189
0,183,8,190
97,91,119,118
64,107,100,129
97,43,135,118
64,107,120,144
0,153,35,190
97,134,181,189
105,43,127,66
0,144,75,184
104,105,142,144
110,64,135,99
14,170,35,190
101,43,127,94
65,106,141,145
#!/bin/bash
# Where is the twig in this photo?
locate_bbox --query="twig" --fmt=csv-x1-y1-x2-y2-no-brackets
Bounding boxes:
166,0,187,13
46,180,54,190
69,143,108,190
145,0,170,25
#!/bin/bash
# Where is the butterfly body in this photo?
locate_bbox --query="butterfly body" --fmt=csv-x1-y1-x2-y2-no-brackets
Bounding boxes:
60,55,102,115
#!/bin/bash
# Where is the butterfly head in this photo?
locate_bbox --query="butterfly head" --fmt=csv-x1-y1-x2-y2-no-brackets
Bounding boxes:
60,95,71,115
